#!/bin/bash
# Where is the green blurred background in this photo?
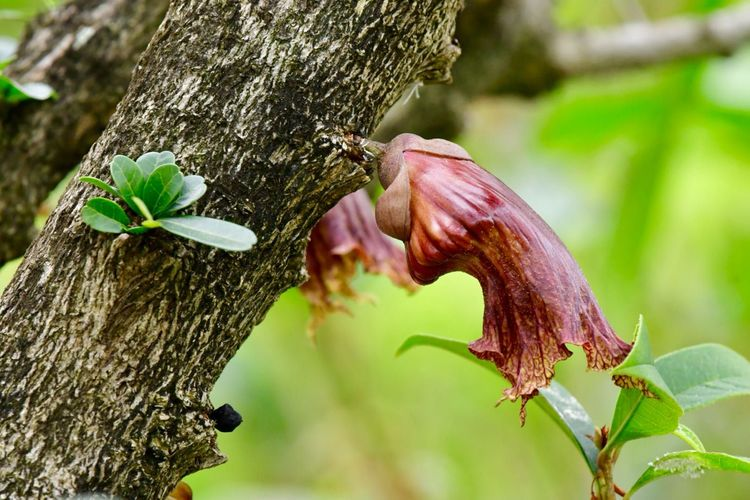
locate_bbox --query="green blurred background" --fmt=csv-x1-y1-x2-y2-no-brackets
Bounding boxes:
2,0,750,498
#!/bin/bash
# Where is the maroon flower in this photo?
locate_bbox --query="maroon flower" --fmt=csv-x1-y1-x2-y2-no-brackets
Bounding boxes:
376,134,631,407
301,189,417,334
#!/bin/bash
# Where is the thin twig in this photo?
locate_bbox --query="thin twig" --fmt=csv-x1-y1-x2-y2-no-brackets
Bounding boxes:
552,3,750,76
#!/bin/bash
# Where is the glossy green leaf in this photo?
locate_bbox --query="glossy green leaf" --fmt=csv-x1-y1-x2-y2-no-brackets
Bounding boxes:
607,317,682,449
608,325,750,450
0,76,56,103
125,226,151,235
397,334,600,473
136,151,177,176
655,343,750,411
158,216,256,251
110,155,146,215
608,390,682,449
535,383,600,475
141,164,184,216
626,451,750,499
81,198,130,234
672,424,705,452
80,176,121,199
167,175,207,212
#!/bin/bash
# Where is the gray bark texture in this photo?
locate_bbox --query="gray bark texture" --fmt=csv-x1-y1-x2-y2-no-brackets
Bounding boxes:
0,0,169,266
0,1,461,498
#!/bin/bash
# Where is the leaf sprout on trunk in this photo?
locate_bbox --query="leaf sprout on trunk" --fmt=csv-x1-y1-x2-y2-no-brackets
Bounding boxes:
79,152,256,252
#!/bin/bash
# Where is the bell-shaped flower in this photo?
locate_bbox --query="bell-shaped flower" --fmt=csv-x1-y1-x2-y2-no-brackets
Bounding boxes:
375,134,631,406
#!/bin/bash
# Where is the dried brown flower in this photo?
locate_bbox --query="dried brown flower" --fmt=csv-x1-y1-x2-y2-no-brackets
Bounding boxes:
376,134,631,407
301,189,417,334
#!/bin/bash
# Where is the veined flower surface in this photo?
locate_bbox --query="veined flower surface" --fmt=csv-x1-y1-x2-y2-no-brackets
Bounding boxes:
301,189,416,334
376,134,631,406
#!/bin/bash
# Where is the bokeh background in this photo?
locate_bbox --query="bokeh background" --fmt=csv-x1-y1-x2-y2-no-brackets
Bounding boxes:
2,0,750,498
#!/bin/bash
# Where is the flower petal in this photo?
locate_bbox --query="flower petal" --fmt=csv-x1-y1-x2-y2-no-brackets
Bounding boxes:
376,134,631,407
301,189,417,334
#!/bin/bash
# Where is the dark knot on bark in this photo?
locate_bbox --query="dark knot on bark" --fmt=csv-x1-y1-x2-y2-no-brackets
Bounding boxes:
209,403,243,433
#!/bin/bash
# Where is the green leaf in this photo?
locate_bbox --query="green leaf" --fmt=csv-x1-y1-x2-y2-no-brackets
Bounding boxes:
136,151,177,176
81,198,131,234
608,325,750,450
125,226,151,235
607,317,682,449
131,197,154,222
396,334,496,373
672,424,705,452
158,216,256,251
535,383,600,475
141,164,184,216
0,76,56,103
626,451,750,499
110,155,146,215
655,343,750,412
80,176,121,199
608,389,682,449
397,334,600,474
167,175,207,212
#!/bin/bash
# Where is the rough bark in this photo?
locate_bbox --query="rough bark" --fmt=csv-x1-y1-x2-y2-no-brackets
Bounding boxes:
0,0,169,265
0,1,461,498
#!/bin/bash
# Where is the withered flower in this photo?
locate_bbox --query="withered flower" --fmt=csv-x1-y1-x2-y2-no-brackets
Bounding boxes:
301,189,417,334
376,133,631,407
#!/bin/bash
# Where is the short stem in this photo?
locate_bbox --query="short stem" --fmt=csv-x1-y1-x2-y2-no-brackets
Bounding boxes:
362,138,386,156
131,196,155,222
593,447,621,500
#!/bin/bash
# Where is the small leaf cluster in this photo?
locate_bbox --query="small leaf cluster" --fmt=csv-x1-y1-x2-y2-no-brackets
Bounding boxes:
0,55,56,104
398,317,750,498
80,152,256,252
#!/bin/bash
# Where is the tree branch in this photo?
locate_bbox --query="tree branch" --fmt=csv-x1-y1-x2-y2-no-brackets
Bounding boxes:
377,0,750,141
0,0,169,265
552,3,750,76
0,1,461,497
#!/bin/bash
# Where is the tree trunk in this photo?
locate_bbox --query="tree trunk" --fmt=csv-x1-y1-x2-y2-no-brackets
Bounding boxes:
0,0,169,265
0,1,461,498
